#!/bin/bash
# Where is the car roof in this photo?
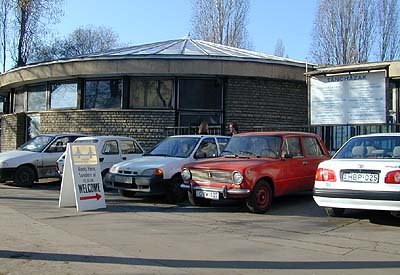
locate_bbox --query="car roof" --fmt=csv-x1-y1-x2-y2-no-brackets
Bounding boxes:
168,135,230,138
41,133,87,138
75,135,137,141
235,131,320,137
349,133,400,139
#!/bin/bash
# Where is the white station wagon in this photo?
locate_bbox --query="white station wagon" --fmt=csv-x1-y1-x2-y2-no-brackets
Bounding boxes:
56,136,144,181
313,133,400,217
0,133,85,187
104,135,230,203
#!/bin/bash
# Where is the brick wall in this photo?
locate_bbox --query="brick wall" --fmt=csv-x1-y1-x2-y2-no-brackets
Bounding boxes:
1,113,26,152
224,77,308,133
39,110,176,150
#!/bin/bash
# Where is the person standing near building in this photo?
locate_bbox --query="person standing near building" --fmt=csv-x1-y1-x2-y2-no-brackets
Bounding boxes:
198,121,209,134
228,122,239,136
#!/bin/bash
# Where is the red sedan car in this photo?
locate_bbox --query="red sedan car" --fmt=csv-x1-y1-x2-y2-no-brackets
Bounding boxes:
181,132,330,214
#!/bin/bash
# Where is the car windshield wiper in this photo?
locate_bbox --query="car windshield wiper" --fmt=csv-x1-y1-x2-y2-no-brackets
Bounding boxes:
222,150,238,158
239,150,256,156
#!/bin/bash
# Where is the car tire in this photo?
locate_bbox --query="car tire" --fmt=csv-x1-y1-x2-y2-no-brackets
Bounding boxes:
118,189,136,197
14,166,35,187
188,190,211,206
101,170,110,192
325,207,345,217
246,180,273,214
165,175,187,203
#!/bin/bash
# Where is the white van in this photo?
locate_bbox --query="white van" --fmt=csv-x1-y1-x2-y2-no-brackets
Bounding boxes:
56,136,144,182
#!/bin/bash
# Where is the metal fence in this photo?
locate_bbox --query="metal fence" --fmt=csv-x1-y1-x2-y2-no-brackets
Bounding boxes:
253,123,400,153
163,125,223,136
163,123,399,153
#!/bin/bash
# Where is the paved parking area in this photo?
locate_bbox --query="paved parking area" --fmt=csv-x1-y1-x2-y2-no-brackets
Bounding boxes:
0,180,400,275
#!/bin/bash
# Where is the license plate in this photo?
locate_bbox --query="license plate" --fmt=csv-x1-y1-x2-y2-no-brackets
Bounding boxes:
196,190,219,200
114,175,133,184
342,172,379,183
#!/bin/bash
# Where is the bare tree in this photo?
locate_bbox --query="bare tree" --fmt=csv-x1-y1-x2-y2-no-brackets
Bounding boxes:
13,0,63,67
0,0,12,72
310,0,375,65
274,38,285,57
376,0,400,61
33,25,120,62
191,0,251,49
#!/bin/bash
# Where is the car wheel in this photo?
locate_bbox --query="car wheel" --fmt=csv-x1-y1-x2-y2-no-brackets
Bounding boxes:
118,189,136,197
390,211,400,218
325,207,345,217
246,180,273,214
165,175,187,203
101,170,110,192
14,166,35,187
188,190,211,206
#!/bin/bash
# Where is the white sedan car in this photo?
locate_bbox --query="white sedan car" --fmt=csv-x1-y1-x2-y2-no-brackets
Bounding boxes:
313,133,400,217
0,133,85,187
104,135,230,203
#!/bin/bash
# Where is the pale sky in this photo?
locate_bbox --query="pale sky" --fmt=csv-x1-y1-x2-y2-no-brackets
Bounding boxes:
52,0,318,62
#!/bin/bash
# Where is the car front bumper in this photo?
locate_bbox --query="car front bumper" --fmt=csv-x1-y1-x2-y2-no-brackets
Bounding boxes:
181,182,250,199
313,188,400,211
0,168,16,182
104,173,166,194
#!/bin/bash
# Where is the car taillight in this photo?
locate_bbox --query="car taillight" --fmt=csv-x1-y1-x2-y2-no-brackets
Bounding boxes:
315,168,336,182
385,170,400,184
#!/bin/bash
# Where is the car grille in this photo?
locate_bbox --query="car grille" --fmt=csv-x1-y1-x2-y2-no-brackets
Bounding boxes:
191,169,232,183
117,170,138,175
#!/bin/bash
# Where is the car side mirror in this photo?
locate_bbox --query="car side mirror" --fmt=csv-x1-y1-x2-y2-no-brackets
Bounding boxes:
282,153,293,159
194,151,207,159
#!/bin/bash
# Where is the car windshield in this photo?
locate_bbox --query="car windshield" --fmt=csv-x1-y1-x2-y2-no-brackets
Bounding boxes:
222,135,282,158
334,135,400,159
144,137,200,158
18,135,54,152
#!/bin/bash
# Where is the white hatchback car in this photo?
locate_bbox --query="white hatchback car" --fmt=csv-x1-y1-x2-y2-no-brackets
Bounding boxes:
104,135,230,203
0,133,86,187
56,136,144,181
313,133,400,217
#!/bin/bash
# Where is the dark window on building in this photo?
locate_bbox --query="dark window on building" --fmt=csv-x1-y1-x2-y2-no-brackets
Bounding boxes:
14,91,26,113
27,85,47,111
50,83,78,109
85,79,122,109
178,79,223,110
129,79,174,108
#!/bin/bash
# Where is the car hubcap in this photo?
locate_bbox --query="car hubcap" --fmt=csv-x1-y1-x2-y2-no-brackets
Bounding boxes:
256,188,268,208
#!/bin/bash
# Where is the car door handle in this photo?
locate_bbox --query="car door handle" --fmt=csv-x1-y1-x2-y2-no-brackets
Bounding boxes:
302,161,308,165
99,158,104,162
122,157,127,160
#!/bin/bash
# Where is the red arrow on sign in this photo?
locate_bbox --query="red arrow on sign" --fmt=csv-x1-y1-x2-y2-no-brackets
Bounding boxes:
80,193,102,201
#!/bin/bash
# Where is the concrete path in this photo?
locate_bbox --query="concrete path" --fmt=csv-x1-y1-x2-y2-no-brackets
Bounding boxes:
0,181,400,274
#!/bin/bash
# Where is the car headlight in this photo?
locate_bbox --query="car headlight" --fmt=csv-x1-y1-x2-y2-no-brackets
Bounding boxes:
181,168,191,181
141,168,163,176
0,161,8,168
109,165,118,174
232,171,243,184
